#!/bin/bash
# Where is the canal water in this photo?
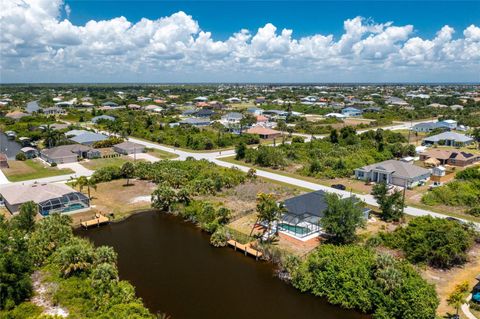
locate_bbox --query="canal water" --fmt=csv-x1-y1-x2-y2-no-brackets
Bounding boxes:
77,211,368,319
0,132,22,159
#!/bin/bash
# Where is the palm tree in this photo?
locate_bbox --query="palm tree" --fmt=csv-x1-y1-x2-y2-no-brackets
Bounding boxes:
121,162,135,186
151,184,177,212
75,176,97,199
256,193,285,241
44,124,57,148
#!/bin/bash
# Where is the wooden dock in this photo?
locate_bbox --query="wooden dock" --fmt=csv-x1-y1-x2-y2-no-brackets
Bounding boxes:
80,214,109,229
227,240,263,260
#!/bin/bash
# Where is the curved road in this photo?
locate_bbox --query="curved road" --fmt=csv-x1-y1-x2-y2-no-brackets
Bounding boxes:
2,118,474,226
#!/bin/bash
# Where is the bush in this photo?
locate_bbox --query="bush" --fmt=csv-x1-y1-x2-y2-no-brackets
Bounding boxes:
92,137,124,148
90,165,123,183
467,207,480,217
291,244,438,319
381,216,475,268
210,227,228,247
15,152,26,161
291,136,304,143
421,180,480,207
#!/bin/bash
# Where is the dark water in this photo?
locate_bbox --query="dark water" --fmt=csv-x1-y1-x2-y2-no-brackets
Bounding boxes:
0,133,22,159
77,211,368,319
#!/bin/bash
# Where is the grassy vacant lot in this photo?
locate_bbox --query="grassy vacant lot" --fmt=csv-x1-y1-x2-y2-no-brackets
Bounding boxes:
69,179,157,226
2,159,74,182
145,148,179,159
80,156,134,170
220,155,370,194
220,156,480,222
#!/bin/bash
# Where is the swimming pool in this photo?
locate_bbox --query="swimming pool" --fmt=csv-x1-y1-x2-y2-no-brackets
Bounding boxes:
278,223,311,236
62,203,86,213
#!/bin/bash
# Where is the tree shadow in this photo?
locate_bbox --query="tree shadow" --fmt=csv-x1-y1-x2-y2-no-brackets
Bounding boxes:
122,183,135,187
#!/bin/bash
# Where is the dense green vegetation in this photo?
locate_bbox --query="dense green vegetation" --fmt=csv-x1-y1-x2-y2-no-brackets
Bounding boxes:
320,193,366,244
380,216,476,268
422,166,480,211
94,109,260,150
238,127,414,178
91,158,246,192
0,205,153,318
289,244,439,319
372,182,405,221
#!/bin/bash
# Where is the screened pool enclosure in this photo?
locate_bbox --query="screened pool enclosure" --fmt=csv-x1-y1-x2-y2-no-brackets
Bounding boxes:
278,213,321,238
38,192,90,216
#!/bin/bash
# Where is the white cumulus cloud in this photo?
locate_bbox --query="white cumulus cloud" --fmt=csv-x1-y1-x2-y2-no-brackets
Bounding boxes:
0,0,479,82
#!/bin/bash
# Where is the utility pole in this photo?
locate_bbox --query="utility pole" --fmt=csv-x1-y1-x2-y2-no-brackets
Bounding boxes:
402,178,407,216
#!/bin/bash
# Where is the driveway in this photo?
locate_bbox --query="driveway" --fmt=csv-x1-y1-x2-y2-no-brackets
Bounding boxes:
57,162,94,177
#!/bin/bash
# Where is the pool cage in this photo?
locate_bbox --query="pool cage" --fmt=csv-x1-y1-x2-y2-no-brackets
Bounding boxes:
278,213,321,238
38,192,90,216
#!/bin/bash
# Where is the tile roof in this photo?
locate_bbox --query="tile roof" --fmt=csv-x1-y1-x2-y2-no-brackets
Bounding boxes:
246,126,281,135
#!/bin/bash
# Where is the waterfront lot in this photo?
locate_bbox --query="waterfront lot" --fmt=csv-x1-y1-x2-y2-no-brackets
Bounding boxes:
69,179,157,226
2,159,74,182
220,156,480,222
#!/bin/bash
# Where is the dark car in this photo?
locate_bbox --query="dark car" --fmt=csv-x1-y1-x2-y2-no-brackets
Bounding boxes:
331,184,346,190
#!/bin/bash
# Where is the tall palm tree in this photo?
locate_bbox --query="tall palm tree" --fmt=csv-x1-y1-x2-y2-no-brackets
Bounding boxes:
256,193,286,241
75,176,97,199
44,124,57,148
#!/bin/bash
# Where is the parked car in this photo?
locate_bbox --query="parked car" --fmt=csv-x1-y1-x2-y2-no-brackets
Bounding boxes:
331,184,346,190
429,181,443,190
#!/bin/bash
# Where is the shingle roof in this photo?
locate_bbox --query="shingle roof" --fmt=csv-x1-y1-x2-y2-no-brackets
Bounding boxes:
114,141,144,151
0,183,77,205
423,132,473,143
284,190,330,217
358,160,431,179
224,112,243,119
41,144,91,158
70,132,108,144
180,118,211,125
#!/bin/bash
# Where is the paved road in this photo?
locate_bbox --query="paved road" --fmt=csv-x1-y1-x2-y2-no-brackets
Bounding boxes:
291,119,436,141
3,118,471,225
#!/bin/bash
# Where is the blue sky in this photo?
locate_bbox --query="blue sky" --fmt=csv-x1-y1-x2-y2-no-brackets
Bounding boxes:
1,0,480,83
66,1,480,40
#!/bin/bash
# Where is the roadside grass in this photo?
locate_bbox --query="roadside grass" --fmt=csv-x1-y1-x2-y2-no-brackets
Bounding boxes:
220,156,480,223
145,148,179,159
2,159,74,182
131,136,289,153
79,156,134,170
131,136,236,153
219,155,369,194
408,202,480,223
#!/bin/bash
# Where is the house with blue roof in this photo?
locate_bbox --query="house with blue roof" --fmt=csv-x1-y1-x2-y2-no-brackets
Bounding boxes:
66,130,108,146
341,107,363,117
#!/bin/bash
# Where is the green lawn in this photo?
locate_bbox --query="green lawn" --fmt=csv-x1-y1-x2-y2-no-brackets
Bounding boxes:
80,157,134,170
145,148,179,159
2,160,74,182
